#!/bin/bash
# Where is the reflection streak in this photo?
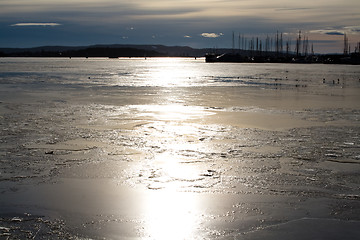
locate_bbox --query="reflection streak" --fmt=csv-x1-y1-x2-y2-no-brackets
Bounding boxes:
136,58,209,239
143,189,200,240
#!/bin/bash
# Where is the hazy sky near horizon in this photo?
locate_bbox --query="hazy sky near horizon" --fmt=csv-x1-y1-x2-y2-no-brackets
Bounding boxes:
1,0,359,53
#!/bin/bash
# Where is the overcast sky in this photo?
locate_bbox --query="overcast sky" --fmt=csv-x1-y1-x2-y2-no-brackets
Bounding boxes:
1,0,359,53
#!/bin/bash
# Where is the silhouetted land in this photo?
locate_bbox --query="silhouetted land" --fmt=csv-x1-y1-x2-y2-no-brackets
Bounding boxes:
0,44,208,58
0,44,359,64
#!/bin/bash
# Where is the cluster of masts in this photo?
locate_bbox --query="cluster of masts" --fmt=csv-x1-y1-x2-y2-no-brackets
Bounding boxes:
232,30,360,56
232,30,313,56
343,34,360,55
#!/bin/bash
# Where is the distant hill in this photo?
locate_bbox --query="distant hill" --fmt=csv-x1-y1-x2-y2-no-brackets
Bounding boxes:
0,44,214,57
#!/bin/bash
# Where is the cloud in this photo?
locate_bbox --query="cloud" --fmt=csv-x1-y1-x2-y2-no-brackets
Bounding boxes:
276,7,311,11
201,33,223,38
310,26,360,36
326,32,345,36
344,26,360,34
11,22,62,27
310,29,344,35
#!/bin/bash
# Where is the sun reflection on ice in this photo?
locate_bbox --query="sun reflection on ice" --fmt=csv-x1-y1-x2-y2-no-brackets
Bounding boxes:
134,58,217,239
142,187,201,240
138,132,207,239
134,104,213,121
154,152,201,181
146,57,198,87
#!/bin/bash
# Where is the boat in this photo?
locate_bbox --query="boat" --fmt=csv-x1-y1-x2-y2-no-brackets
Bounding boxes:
205,53,222,62
205,53,252,63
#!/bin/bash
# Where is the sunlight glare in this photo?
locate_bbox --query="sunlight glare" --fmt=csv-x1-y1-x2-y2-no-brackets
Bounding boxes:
147,58,195,87
142,188,200,240
134,104,213,121
134,59,213,239
153,152,201,181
